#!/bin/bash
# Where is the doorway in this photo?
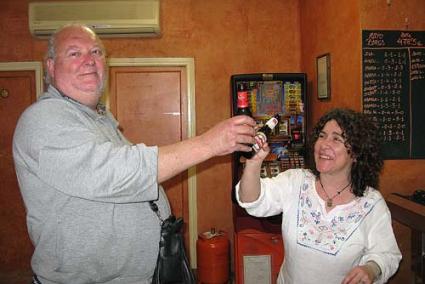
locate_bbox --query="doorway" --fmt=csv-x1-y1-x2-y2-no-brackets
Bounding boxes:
0,62,42,281
107,58,198,266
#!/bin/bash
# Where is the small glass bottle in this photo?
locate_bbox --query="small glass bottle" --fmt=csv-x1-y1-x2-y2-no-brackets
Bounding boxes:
236,82,254,159
252,114,280,153
236,83,252,117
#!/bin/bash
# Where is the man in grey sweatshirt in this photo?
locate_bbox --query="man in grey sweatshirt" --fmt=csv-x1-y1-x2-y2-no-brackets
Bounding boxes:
13,24,256,284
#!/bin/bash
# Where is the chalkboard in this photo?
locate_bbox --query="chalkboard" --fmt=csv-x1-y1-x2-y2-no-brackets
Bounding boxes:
362,30,425,159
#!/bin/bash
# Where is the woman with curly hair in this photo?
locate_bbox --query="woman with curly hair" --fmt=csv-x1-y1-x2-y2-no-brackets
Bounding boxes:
236,108,401,284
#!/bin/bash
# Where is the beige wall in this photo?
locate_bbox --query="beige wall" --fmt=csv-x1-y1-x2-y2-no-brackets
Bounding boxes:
300,0,362,129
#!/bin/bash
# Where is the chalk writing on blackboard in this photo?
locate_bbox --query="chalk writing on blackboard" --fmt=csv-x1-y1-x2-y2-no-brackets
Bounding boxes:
411,50,425,81
362,30,425,159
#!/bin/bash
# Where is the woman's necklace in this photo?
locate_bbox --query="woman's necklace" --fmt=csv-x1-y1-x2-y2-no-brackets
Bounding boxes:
319,178,351,207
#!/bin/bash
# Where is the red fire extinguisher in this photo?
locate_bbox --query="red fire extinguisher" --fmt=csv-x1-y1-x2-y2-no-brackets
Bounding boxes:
197,228,230,284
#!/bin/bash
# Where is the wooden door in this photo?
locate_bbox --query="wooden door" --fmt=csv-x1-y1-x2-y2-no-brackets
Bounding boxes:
0,71,36,274
109,66,189,223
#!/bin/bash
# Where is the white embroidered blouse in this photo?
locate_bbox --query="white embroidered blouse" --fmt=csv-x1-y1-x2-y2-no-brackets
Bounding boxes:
236,169,401,284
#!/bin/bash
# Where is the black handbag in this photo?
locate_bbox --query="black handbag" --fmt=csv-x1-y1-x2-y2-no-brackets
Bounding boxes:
150,201,196,284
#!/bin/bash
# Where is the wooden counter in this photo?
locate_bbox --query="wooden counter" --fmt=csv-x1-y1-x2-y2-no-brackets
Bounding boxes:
386,194,425,232
386,193,425,283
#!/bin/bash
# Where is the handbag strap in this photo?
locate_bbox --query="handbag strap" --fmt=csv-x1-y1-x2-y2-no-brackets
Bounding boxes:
149,201,164,223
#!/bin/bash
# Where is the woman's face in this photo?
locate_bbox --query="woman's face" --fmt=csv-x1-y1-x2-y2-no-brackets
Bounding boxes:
314,119,354,177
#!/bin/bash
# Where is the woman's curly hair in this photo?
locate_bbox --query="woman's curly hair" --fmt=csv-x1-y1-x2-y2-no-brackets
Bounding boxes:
309,108,383,197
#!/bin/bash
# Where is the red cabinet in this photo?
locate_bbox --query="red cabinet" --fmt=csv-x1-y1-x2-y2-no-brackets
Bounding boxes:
234,227,284,284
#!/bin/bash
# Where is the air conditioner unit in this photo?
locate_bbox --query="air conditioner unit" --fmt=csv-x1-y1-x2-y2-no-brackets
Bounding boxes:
29,0,160,38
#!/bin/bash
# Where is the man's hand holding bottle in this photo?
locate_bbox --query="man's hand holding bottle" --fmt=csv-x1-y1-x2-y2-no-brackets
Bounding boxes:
200,115,257,156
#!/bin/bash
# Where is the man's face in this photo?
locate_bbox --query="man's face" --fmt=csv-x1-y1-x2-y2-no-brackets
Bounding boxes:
47,26,107,105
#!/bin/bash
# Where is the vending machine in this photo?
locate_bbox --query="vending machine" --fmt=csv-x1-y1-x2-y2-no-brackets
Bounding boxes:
230,73,307,284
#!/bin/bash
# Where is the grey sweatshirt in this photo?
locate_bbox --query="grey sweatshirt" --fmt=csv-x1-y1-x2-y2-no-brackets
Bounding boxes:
13,85,171,283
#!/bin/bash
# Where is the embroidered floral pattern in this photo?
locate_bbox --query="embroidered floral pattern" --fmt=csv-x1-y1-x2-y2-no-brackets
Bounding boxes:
297,174,379,255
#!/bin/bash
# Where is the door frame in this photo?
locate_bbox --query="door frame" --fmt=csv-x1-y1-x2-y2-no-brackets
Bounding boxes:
0,61,44,97
107,57,199,267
